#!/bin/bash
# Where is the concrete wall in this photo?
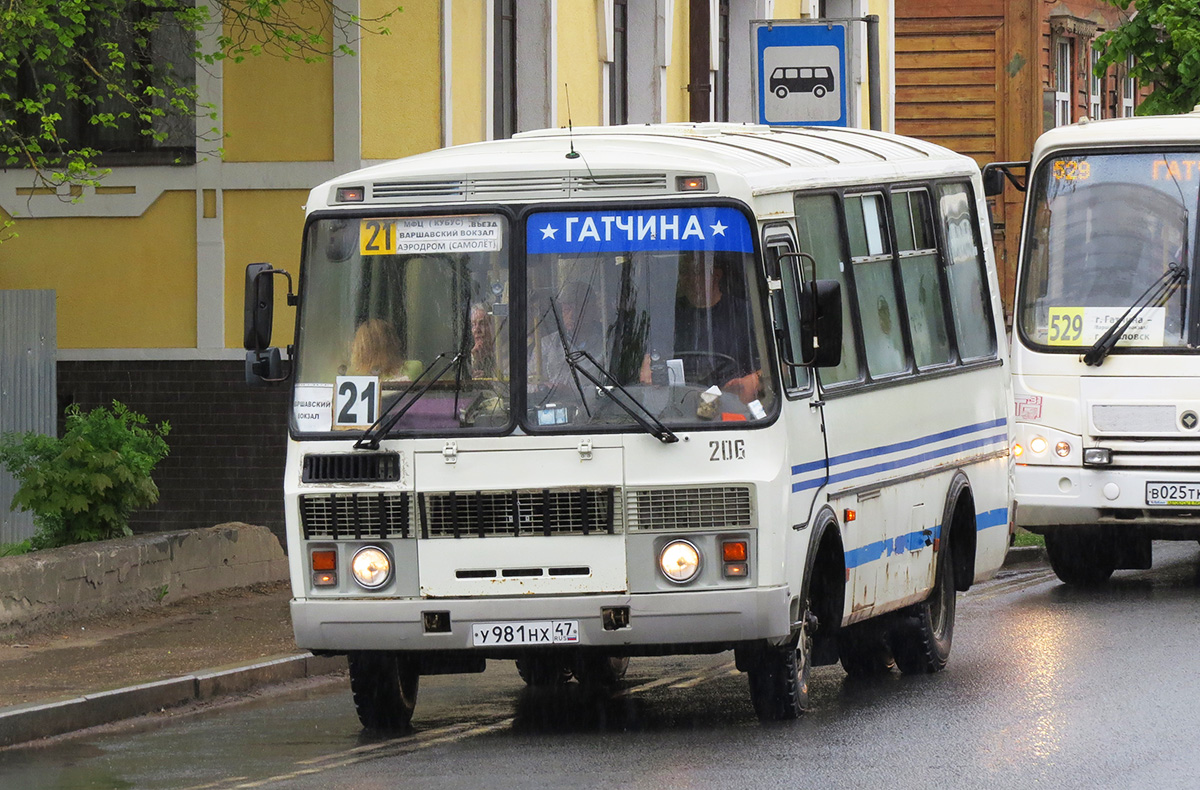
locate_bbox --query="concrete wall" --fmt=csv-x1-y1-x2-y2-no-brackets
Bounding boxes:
0,524,288,637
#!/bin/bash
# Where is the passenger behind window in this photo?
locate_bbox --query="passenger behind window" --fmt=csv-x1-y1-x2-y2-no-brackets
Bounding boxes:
347,318,424,382
534,280,607,392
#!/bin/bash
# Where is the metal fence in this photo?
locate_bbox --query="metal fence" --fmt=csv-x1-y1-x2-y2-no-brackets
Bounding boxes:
0,290,56,544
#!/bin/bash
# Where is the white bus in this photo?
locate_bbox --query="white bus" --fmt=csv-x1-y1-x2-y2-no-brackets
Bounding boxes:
246,123,1011,727
988,112,1200,586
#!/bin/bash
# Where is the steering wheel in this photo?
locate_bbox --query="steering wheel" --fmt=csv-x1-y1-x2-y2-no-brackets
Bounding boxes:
670,351,742,387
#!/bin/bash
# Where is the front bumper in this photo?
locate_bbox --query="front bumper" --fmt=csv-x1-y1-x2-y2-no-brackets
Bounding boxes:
292,585,791,654
1014,463,1200,537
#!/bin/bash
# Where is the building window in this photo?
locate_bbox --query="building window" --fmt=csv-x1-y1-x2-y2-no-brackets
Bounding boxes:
1054,39,1072,127
713,0,730,121
1089,45,1102,120
493,0,517,139
1123,54,1136,117
609,0,628,125
14,7,195,166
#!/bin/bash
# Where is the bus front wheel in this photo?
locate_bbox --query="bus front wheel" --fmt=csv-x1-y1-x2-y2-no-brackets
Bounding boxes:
1045,530,1115,586
746,604,814,720
774,86,788,99
347,651,420,731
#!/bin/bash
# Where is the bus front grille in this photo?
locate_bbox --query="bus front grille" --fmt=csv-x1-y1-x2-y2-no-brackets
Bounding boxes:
302,453,401,483
626,485,754,531
421,487,620,538
300,492,412,540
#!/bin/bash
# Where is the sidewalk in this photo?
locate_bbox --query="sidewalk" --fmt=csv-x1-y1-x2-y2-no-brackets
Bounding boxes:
0,581,345,748
0,547,1048,748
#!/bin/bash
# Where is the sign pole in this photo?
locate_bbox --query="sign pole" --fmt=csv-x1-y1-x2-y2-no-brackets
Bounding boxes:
865,14,882,131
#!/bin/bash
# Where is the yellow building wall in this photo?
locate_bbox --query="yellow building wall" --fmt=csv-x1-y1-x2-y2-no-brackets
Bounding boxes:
0,193,197,348
664,0,690,122
556,8,601,128
361,1,442,160
452,0,487,145
221,7,335,163
222,190,308,349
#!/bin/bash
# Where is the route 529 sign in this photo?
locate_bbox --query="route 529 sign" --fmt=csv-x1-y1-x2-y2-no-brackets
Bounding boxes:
334,376,380,429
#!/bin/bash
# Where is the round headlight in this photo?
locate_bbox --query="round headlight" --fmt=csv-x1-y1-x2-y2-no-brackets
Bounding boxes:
659,540,701,583
1029,436,1048,454
351,546,392,589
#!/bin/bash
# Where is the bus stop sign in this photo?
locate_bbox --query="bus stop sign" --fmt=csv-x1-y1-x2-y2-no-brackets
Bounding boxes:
752,20,853,127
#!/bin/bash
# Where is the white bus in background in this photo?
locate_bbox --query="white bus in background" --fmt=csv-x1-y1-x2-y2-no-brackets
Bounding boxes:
246,122,1011,728
987,111,1200,585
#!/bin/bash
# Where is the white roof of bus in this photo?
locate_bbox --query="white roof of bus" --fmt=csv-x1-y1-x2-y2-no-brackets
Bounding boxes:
309,123,979,212
1031,110,1200,161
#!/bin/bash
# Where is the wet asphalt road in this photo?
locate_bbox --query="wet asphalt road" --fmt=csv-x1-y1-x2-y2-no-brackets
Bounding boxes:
4,542,1200,790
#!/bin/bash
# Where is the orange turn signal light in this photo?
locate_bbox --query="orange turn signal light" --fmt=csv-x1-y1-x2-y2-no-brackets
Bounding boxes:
722,540,747,562
843,508,857,523
312,549,336,571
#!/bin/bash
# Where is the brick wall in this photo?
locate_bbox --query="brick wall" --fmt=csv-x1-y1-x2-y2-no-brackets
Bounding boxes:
57,361,291,545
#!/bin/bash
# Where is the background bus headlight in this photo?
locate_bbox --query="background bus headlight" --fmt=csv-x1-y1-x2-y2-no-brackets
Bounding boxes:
351,546,392,589
659,540,701,583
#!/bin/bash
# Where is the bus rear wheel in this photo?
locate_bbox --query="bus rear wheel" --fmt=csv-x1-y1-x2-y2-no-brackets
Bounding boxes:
1045,530,1115,586
347,651,419,731
838,622,895,677
892,537,955,675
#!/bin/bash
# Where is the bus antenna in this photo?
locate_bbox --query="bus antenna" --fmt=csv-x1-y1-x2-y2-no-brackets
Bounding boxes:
565,84,580,159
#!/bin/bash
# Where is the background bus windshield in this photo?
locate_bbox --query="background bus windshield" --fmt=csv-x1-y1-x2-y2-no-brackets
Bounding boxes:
1018,152,1196,351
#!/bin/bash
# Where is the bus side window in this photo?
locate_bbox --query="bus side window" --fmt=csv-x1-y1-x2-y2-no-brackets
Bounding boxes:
846,193,907,377
936,182,997,360
893,189,952,369
794,193,860,385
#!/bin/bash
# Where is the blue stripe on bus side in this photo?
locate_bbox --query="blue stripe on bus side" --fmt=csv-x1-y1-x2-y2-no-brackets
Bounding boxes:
843,507,1009,570
791,432,1008,493
790,417,1008,477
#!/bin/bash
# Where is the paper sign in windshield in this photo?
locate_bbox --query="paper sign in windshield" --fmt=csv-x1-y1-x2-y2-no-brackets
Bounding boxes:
294,383,333,432
360,215,503,256
1046,306,1165,347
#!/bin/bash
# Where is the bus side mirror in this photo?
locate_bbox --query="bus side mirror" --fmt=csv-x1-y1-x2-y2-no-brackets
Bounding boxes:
982,166,1006,197
800,280,842,368
244,262,276,351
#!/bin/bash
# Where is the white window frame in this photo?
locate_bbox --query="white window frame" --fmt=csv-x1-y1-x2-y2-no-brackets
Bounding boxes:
1055,39,1072,127
1089,45,1102,120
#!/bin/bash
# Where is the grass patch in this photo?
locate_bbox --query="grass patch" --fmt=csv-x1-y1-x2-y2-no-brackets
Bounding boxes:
1012,529,1045,547
0,540,32,557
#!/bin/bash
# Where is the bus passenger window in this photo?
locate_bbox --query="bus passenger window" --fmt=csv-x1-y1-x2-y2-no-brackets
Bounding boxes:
893,189,951,369
847,193,906,377
936,183,997,360
795,194,859,384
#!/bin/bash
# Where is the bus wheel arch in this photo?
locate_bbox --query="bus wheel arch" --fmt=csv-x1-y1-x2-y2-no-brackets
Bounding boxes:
804,507,847,666
942,471,977,592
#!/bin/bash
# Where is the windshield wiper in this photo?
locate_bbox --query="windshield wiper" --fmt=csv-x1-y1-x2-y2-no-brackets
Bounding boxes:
1082,261,1188,367
561,349,678,444
354,352,461,450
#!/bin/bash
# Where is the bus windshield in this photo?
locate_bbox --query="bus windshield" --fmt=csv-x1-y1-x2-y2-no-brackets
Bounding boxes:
290,206,778,436
525,207,777,432
1018,151,1196,351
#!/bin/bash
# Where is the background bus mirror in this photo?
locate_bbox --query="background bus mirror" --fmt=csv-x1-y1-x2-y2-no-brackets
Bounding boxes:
982,166,1006,197
244,262,276,351
801,280,842,368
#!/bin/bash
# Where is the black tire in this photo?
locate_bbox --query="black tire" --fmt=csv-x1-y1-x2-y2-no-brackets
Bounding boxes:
891,537,956,675
775,86,788,99
516,655,573,686
1045,531,1115,586
573,655,629,688
347,651,419,731
813,85,827,98
747,608,813,721
838,623,895,677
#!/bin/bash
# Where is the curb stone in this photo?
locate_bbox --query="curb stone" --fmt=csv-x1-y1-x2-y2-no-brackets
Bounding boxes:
0,653,347,748
1002,545,1048,568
